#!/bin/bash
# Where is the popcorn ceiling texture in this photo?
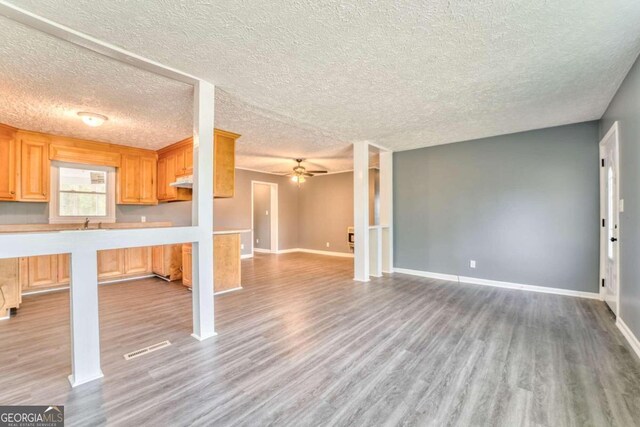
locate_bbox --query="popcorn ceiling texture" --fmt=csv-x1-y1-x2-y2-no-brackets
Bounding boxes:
3,1,640,170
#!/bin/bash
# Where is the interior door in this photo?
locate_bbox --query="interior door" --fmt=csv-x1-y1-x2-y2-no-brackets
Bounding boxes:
601,125,620,315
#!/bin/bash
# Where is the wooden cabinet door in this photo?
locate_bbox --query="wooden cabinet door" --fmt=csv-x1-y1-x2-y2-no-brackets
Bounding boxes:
157,157,167,200
175,149,186,176
152,245,165,276
181,244,192,287
118,154,141,204
0,126,17,201
164,153,178,199
124,247,151,275
26,255,58,289
184,145,193,176
214,131,236,198
140,156,157,204
97,249,125,280
19,135,50,202
0,258,21,309
57,254,70,285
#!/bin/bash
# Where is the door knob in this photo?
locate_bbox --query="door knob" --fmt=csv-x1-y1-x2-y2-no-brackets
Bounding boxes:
610,237,618,242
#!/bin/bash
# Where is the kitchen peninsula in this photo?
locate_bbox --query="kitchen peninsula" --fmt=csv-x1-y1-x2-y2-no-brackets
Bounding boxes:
182,228,250,295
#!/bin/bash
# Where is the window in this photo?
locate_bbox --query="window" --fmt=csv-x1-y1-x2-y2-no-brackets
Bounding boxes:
49,162,116,224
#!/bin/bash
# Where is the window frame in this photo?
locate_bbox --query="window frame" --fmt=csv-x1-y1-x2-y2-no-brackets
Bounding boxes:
49,161,116,224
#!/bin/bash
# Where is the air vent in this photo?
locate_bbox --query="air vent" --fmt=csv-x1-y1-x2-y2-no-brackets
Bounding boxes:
123,340,171,360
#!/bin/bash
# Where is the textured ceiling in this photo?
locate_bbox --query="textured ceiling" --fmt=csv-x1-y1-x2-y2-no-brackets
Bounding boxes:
3,0,640,170
0,16,193,150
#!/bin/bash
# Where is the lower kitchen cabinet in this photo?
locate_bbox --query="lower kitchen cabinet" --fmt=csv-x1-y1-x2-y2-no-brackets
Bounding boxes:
98,247,152,281
152,244,183,281
0,258,21,316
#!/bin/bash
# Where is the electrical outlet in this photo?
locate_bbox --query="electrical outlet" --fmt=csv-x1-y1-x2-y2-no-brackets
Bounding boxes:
256,238,259,244
241,244,244,250
141,216,146,223
326,242,330,248
470,260,476,268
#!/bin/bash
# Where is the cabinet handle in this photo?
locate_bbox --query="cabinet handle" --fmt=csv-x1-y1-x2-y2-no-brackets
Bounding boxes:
10,191,15,195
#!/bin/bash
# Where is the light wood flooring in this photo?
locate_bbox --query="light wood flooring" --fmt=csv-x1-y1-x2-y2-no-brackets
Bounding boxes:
1,253,639,426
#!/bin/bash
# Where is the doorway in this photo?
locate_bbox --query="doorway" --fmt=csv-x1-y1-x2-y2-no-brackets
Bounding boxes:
599,122,620,316
251,181,278,254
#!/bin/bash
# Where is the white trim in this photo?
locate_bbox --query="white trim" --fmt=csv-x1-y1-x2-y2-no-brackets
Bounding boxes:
617,317,640,360
599,121,621,315
253,248,271,254
49,162,116,224
274,248,354,258
0,309,10,321
394,268,602,300
235,167,284,176
251,180,279,254
214,286,242,296
241,254,254,259
393,268,458,282
276,248,300,254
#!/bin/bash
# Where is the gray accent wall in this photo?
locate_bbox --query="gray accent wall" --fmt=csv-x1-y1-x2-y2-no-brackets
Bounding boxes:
601,53,640,342
252,183,271,250
394,122,600,293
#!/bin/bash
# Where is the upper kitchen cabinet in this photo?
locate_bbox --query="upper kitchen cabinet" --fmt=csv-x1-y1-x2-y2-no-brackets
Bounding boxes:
117,152,158,205
0,124,18,201
214,129,238,198
17,131,50,202
156,129,238,202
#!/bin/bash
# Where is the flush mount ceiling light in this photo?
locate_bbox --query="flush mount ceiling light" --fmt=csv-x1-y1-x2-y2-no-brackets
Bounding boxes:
77,112,108,127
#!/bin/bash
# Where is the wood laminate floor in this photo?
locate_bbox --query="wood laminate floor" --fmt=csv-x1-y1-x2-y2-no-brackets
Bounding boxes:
1,253,639,426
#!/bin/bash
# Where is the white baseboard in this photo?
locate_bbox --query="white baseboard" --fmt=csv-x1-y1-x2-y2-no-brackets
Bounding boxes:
253,248,272,254
617,317,640,360
276,248,300,254
275,248,354,258
393,268,458,282
394,268,601,300
241,254,253,259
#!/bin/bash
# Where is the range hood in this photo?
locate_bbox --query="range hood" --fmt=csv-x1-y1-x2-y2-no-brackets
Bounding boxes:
169,175,193,188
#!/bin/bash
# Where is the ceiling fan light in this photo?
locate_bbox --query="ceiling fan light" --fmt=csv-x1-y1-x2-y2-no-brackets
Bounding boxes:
291,175,305,183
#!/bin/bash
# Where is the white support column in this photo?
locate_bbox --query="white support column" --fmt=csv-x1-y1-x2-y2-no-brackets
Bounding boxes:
379,151,393,273
68,250,103,387
353,140,370,282
191,80,216,340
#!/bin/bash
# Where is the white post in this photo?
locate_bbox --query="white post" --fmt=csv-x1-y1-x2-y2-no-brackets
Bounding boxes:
379,151,393,273
68,250,103,387
353,140,370,281
191,80,216,340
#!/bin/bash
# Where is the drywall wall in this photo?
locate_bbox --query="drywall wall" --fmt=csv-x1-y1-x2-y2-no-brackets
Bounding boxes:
297,169,378,253
600,53,640,342
0,202,48,224
215,168,299,254
252,183,271,250
394,122,600,293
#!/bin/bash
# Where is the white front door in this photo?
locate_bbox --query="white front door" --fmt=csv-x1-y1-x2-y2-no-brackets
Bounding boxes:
600,123,620,315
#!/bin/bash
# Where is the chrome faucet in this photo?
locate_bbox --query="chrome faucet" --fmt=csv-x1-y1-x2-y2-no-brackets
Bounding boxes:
83,218,90,230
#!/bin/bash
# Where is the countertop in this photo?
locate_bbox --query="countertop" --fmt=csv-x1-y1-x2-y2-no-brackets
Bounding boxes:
0,222,173,233
213,228,251,235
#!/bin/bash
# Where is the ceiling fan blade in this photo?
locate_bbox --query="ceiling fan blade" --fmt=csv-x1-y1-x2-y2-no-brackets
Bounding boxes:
302,172,314,177
307,170,328,173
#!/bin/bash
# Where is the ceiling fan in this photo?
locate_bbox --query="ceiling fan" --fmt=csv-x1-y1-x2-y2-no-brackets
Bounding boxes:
278,158,327,184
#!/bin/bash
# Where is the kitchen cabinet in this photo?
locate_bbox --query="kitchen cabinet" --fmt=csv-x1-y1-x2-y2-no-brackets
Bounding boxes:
181,244,192,287
0,258,21,316
25,255,59,290
181,232,242,293
117,153,158,205
18,131,50,202
152,244,183,281
57,254,70,285
214,129,238,198
97,249,126,280
157,150,191,202
124,246,152,275
156,129,238,202
0,124,17,201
